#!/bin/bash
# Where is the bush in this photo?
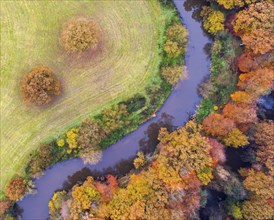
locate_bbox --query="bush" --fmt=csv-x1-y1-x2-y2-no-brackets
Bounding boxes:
196,98,215,122
60,17,100,53
20,66,61,106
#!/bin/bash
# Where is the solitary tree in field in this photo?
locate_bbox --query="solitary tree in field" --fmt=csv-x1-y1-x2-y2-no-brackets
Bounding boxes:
20,66,61,106
60,17,100,53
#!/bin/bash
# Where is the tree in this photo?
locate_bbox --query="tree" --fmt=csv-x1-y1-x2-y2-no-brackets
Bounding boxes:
243,169,273,198
216,0,257,9
166,24,188,47
237,67,274,96
0,201,11,217
254,120,274,146
5,177,27,201
28,144,52,177
71,177,100,210
223,128,249,148
242,198,274,220
100,104,129,132
164,40,183,58
95,175,118,203
203,113,235,136
20,66,61,106
222,103,257,124
66,128,79,150
233,2,274,54
230,91,256,105
256,145,274,176
60,17,100,53
133,151,146,169
77,119,107,149
207,138,226,164
200,6,224,35
48,191,67,216
161,65,187,86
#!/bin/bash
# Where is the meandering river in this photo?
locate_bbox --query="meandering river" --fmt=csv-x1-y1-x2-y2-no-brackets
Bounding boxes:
17,1,211,218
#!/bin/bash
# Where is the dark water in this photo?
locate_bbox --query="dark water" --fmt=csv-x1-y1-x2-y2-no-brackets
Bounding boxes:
17,0,211,218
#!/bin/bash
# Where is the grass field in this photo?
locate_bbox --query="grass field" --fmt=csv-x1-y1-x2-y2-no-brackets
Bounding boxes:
0,0,174,195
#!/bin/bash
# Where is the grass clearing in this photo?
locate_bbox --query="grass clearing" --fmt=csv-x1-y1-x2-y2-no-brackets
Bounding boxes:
0,0,175,194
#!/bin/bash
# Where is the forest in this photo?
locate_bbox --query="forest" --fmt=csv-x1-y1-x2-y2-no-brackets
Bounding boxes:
0,0,273,219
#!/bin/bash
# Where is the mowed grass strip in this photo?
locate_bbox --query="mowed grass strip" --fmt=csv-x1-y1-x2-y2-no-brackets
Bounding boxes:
0,0,173,194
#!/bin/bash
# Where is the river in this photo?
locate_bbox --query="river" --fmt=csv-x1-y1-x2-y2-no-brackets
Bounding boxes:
17,0,211,218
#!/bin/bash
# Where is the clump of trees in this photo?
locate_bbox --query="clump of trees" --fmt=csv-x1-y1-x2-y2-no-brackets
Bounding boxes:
60,17,100,53
20,66,61,106
215,0,257,9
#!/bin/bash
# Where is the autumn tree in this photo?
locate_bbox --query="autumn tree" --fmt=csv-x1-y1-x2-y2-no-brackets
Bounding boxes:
161,65,187,86
233,2,274,54
60,17,100,53
254,120,274,146
216,0,257,9
158,121,213,186
77,119,107,149
256,145,274,176
207,138,226,164
0,201,12,217
133,151,146,169
100,104,129,132
203,113,235,136
48,190,67,217
164,23,188,59
20,66,61,106
222,128,249,148
237,67,274,96
200,6,224,35
28,144,52,177
230,91,257,105
222,103,257,124
242,198,274,220
5,177,27,201
79,148,102,165
95,175,118,203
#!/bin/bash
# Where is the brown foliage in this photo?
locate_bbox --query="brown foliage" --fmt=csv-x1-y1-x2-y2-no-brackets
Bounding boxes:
20,66,61,106
0,201,12,217
77,119,107,149
60,17,100,53
161,65,187,86
222,103,257,124
5,177,27,201
28,144,52,177
233,2,274,54
203,113,235,136
256,145,274,176
254,120,274,146
237,67,274,96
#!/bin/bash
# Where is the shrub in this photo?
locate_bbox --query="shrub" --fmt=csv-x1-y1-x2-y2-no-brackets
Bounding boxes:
5,177,27,201
60,17,100,53
166,24,188,49
161,65,187,86
196,98,215,122
120,94,146,113
66,128,79,150
20,66,61,106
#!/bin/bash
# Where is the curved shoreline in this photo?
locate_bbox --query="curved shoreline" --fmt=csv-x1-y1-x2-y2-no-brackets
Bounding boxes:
17,1,211,218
